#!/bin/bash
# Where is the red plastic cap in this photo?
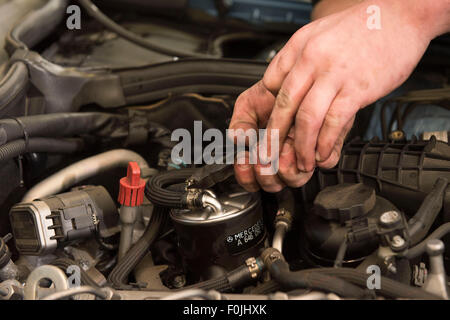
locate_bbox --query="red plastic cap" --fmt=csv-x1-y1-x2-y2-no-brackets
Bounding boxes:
118,162,146,207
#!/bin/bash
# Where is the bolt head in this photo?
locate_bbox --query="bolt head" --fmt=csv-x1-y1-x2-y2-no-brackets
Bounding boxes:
172,275,186,288
426,239,445,256
380,210,401,226
270,252,280,261
391,235,406,248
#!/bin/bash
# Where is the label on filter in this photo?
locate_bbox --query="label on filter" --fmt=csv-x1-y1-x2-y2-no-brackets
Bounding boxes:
225,218,265,254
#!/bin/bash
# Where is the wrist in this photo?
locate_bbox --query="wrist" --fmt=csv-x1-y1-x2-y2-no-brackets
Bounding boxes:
408,0,450,39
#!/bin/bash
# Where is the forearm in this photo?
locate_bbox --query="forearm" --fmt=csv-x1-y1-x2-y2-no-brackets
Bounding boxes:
311,0,362,20
420,0,450,38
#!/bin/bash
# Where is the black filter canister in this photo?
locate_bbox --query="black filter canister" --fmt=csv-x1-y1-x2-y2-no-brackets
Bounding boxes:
170,185,266,280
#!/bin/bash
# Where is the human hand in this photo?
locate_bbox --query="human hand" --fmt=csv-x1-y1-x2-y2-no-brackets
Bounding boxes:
229,0,449,192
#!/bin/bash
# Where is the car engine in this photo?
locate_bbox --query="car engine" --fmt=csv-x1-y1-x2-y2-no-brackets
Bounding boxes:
0,0,449,301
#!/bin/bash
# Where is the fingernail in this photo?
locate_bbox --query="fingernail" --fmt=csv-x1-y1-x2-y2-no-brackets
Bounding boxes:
238,163,252,170
315,151,322,162
258,142,270,164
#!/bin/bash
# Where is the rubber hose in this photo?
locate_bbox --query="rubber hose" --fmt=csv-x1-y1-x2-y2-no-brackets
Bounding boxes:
145,168,197,208
118,59,266,105
269,260,368,299
135,270,241,293
22,149,149,201
401,222,450,259
108,206,166,289
0,138,83,162
0,236,11,269
0,112,129,146
183,262,257,292
7,0,68,51
140,260,254,292
253,266,439,299
309,267,440,299
181,276,232,292
408,178,448,245
0,62,28,113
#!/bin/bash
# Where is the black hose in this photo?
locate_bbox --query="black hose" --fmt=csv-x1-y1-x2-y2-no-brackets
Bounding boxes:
310,267,440,299
6,0,68,52
268,260,368,299
166,261,258,292
108,206,166,289
0,62,28,114
0,138,84,163
145,168,197,208
183,265,255,292
182,276,232,292
95,233,119,251
118,59,266,105
0,112,130,146
407,177,448,245
138,264,255,293
0,236,11,269
401,222,450,259
78,0,217,59
261,248,439,299
255,265,440,299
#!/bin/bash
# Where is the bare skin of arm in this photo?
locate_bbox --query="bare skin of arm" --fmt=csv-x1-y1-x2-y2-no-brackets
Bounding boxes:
312,0,364,20
229,0,450,192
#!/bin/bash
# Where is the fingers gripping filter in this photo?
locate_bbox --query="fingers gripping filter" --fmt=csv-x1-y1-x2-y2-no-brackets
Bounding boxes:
118,162,146,207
